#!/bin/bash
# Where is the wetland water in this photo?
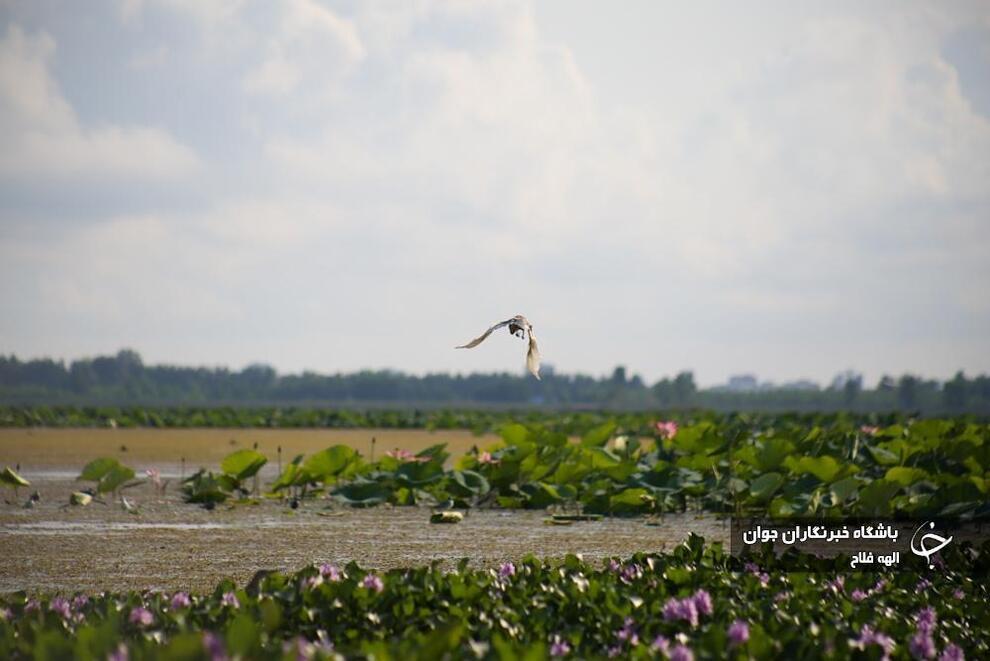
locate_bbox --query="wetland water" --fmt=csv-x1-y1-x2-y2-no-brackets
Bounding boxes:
0,429,728,593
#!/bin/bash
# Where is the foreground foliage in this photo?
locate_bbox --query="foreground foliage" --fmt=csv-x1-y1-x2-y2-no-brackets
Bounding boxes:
1,535,986,660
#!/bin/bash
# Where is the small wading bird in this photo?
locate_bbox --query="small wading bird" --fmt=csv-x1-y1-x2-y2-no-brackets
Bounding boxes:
456,314,541,379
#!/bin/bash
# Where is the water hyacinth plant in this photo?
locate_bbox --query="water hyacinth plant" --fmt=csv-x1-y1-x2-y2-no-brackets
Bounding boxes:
0,535,986,659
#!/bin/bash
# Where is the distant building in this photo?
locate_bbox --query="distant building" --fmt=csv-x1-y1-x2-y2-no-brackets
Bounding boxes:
780,379,821,391
725,374,759,392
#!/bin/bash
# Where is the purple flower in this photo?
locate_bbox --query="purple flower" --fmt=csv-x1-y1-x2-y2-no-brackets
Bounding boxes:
71,595,89,610
498,561,516,579
203,632,229,661
915,607,937,633
873,578,888,593
909,632,936,660
0,607,12,621
108,643,129,661
851,589,867,602
773,591,789,603
663,595,699,628
692,589,713,616
952,589,964,600
728,619,750,646
129,606,154,627
758,572,770,587
221,592,239,608
939,644,964,661
608,559,621,573
549,636,571,657
25,598,40,613
319,563,342,581
171,592,191,610
303,575,323,590
620,563,642,584
651,635,670,655
670,644,694,661
825,576,845,593
616,617,638,646
361,574,384,593
744,562,759,574
50,597,71,619
916,578,932,592
851,624,895,660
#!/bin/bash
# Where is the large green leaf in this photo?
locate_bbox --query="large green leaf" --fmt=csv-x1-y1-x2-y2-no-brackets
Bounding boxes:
79,457,119,482
580,421,617,447
754,438,794,471
221,449,268,481
500,424,531,446
748,472,784,503
302,446,357,481
447,470,490,497
0,466,29,487
333,480,389,507
857,479,901,515
783,455,846,483
97,464,135,494
884,466,929,487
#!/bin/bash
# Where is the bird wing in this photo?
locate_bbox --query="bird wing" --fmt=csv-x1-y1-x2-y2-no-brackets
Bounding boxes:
455,319,513,349
526,326,541,380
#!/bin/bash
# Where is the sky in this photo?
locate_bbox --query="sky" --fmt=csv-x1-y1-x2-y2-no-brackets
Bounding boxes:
0,1,988,387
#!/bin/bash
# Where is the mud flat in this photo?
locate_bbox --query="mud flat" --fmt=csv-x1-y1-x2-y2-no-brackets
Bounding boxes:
0,428,498,478
0,474,727,593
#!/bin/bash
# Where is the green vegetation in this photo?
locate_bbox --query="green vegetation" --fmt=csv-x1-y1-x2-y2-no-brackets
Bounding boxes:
1,535,986,660
77,458,136,498
166,418,990,519
3,350,990,413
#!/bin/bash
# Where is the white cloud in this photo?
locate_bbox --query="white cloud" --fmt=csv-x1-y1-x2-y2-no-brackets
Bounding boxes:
0,2,988,383
243,0,365,95
0,24,201,182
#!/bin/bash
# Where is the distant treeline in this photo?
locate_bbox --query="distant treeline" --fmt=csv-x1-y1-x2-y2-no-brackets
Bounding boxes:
1,350,989,414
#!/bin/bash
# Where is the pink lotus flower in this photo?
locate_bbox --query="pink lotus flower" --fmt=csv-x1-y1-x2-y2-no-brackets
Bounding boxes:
860,425,880,436
385,449,430,463
129,606,154,627
146,468,162,488
728,619,750,645
478,451,499,465
655,421,679,439
361,574,384,593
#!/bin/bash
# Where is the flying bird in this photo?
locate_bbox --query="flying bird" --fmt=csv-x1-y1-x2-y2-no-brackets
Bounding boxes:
456,314,541,379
